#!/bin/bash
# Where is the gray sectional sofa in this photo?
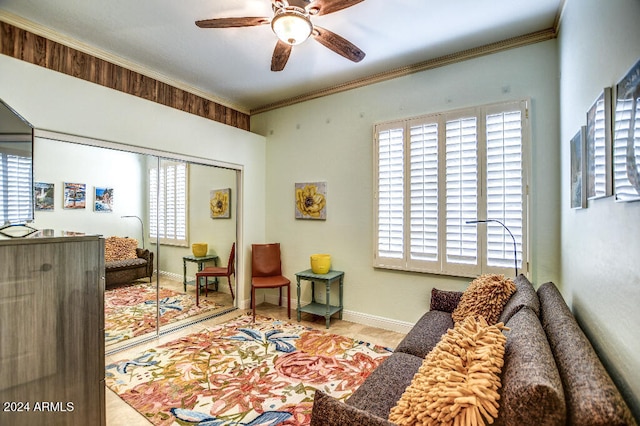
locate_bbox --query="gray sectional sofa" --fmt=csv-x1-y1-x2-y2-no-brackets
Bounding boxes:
310,275,636,426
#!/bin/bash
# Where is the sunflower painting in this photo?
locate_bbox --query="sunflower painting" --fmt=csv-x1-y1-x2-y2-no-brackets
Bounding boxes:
295,182,327,220
210,188,231,219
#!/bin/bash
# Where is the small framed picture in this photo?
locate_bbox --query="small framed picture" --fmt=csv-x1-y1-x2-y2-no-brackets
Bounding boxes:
570,127,587,209
210,188,231,219
63,182,86,209
94,187,114,212
585,88,613,200
34,182,55,210
295,181,327,220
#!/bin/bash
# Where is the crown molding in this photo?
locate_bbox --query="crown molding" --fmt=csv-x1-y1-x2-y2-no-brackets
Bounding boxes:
1,9,559,118
553,0,567,34
0,9,250,115
251,27,557,115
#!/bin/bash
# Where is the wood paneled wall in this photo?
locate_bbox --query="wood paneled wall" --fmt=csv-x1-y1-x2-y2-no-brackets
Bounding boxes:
0,21,250,131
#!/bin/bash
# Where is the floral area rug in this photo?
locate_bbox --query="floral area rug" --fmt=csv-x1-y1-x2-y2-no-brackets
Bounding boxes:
105,283,223,344
105,313,392,425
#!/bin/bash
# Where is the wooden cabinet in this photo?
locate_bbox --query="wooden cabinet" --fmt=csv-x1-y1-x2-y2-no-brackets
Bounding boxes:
0,234,105,426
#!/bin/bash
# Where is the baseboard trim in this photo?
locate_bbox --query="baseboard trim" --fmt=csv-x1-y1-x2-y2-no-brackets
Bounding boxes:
262,293,413,335
158,270,182,282
156,277,412,334
342,310,414,335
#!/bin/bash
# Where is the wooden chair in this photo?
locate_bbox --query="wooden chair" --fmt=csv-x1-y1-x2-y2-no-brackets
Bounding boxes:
251,243,290,320
195,242,235,306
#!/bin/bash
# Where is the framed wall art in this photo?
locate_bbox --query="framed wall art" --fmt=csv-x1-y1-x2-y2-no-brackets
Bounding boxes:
570,127,587,209
210,188,231,218
63,182,86,209
613,57,640,202
586,87,613,199
94,187,114,212
34,182,54,210
295,181,327,220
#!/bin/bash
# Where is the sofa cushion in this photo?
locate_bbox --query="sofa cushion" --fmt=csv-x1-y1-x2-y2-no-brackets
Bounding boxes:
345,352,423,420
104,236,138,262
452,274,516,325
388,316,507,426
104,257,147,271
429,288,463,313
498,273,540,324
495,306,566,426
537,282,636,426
394,310,454,358
311,390,396,426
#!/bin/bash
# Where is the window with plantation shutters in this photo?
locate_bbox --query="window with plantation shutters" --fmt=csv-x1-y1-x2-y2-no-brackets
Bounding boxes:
0,148,33,225
149,160,188,246
374,100,529,278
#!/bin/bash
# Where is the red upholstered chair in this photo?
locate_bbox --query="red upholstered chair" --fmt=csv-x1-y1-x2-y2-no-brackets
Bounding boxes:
251,243,290,320
195,243,235,306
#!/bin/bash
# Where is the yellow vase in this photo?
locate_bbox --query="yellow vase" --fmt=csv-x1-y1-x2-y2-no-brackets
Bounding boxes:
310,254,331,274
191,243,208,257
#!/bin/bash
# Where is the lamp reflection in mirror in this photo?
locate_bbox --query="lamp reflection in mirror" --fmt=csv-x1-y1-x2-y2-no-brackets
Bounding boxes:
466,219,518,277
121,215,145,249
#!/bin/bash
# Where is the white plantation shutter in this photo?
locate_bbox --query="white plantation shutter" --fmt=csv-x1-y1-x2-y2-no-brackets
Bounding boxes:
587,91,612,199
485,109,524,271
149,161,188,246
409,121,439,264
0,152,33,224
445,117,478,270
374,100,529,277
166,165,176,239
175,163,187,241
149,167,158,238
376,126,405,262
158,166,166,238
613,98,640,201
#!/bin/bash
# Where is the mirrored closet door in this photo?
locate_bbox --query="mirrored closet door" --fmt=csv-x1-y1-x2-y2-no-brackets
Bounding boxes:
32,135,238,353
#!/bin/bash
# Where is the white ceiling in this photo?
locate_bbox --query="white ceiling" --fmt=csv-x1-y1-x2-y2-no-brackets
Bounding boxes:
0,0,562,113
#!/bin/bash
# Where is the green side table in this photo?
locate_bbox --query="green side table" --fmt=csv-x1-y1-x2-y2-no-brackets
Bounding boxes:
295,269,344,329
183,254,218,292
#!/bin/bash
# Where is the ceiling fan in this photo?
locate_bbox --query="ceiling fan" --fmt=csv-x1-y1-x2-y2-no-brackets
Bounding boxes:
195,0,366,71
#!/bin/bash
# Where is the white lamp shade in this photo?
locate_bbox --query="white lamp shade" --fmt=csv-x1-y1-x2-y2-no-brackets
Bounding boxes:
271,10,313,45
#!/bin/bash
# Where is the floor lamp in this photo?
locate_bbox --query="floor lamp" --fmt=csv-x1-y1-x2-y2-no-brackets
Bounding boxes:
466,219,518,277
121,215,145,249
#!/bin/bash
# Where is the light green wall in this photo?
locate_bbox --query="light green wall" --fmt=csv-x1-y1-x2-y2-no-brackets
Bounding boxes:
0,54,267,305
252,40,560,326
558,0,640,417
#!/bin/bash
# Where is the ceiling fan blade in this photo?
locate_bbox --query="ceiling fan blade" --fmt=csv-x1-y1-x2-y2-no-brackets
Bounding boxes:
195,17,270,28
271,40,292,71
312,26,365,62
306,0,364,16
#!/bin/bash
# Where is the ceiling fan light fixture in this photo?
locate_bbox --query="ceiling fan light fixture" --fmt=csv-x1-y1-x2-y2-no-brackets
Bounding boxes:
271,8,313,45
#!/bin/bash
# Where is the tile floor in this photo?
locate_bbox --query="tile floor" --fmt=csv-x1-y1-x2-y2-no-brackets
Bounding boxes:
105,303,407,425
